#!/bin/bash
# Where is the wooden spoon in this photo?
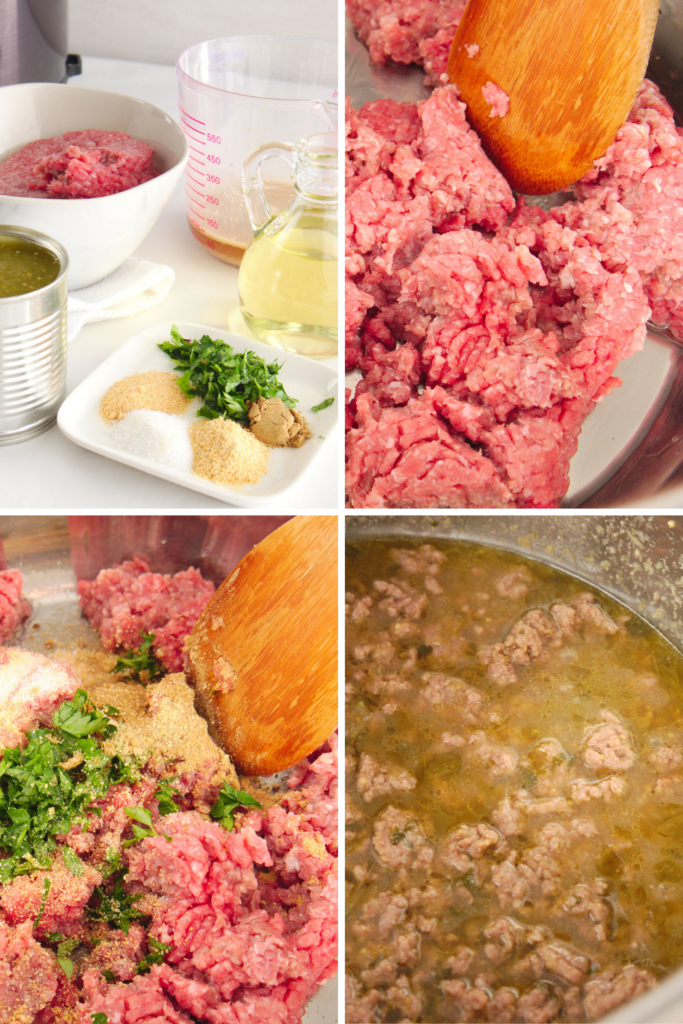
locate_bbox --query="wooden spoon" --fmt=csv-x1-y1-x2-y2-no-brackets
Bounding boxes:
185,515,337,776
447,0,659,195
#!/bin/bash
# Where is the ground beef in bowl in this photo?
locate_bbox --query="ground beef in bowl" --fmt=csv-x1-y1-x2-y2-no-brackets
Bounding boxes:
0,130,160,199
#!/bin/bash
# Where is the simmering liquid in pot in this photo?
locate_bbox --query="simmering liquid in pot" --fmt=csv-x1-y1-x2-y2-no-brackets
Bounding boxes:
346,540,683,1024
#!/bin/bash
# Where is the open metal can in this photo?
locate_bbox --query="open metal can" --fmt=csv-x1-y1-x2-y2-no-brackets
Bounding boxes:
0,224,68,444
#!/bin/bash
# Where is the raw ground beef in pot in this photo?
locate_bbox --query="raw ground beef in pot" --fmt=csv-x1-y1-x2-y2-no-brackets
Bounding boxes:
0,569,31,645
77,556,215,673
346,13,683,507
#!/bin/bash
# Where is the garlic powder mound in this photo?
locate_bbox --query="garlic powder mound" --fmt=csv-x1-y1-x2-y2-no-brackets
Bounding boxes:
100,371,191,421
189,418,269,486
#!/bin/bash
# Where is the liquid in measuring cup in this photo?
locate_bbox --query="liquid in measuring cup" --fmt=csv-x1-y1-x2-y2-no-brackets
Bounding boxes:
177,36,338,268
239,220,338,357
185,166,294,266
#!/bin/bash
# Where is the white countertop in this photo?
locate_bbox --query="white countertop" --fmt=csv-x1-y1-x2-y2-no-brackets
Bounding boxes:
1,57,340,511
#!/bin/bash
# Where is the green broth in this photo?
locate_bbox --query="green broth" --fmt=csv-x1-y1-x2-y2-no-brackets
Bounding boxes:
0,234,61,297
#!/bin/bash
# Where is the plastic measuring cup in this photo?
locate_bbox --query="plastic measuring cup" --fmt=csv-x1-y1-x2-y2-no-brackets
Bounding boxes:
176,36,338,267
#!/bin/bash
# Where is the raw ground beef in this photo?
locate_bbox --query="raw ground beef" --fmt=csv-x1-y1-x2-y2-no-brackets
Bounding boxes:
77,557,215,673
0,130,160,199
0,569,31,644
346,28,682,507
348,0,683,507
0,647,77,749
482,82,509,118
346,0,466,85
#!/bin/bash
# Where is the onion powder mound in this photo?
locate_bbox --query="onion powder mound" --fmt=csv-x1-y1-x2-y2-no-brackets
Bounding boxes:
189,418,269,487
107,409,193,473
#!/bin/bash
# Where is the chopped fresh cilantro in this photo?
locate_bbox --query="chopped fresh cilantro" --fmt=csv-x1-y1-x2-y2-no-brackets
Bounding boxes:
311,397,334,413
158,324,297,422
100,846,123,878
125,806,154,829
53,688,118,739
0,693,140,884
63,846,84,877
136,936,172,974
122,806,157,847
155,778,182,816
123,806,172,848
86,875,144,935
111,632,164,683
210,783,262,832
58,957,74,978
48,933,80,958
34,877,51,930
92,1014,109,1024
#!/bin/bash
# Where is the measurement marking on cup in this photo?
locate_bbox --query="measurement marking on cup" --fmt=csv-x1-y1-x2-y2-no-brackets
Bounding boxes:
185,185,206,203
178,105,206,126
186,171,205,187
178,107,207,132
188,145,205,157
181,120,206,137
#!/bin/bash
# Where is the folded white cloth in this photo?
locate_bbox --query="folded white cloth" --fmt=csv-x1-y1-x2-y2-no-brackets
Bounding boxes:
67,257,174,342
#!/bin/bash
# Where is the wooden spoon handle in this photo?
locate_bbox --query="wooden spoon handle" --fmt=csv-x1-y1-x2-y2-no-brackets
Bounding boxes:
186,515,338,776
448,0,659,194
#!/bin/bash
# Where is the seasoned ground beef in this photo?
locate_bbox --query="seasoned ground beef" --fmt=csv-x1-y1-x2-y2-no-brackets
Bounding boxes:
0,131,160,199
346,8,683,508
0,549,337,1024
346,539,683,1023
0,647,77,749
77,557,215,673
0,651,337,1024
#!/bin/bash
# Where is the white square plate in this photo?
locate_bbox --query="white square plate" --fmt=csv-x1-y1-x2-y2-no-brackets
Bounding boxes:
57,321,339,508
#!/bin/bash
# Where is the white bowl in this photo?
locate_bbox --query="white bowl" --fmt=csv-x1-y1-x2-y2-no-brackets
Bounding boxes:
0,83,188,289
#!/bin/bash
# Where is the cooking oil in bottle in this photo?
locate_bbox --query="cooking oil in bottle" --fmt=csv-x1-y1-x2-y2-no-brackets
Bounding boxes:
239,217,337,357
239,132,338,358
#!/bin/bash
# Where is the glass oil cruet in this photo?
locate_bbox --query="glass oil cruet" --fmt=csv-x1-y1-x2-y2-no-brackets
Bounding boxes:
238,131,338,358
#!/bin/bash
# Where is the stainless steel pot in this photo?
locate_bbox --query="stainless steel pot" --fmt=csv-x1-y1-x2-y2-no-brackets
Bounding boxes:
346,512,683,1024
0,0,80,86
0,514,295,647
